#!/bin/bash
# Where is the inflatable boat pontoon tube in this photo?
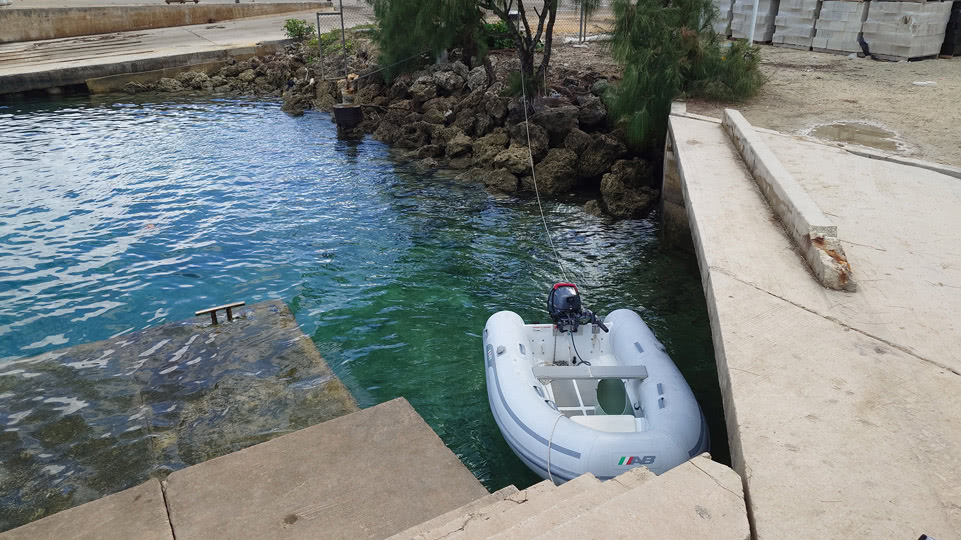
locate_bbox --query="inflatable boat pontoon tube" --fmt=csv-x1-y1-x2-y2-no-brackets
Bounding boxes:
483,308,709,482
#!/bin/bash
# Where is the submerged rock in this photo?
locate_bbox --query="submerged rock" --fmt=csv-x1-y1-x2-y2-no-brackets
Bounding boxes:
176,71,210,90
584,199,606,217
600,158,659,218
484,168,519,193
413,157,441,174
123,81,150,94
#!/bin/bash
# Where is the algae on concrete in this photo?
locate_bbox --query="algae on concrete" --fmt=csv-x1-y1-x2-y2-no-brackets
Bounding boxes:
0,300,356,532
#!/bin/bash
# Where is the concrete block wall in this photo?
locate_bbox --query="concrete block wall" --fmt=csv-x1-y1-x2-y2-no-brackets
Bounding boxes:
813,0,870,53
862,0,953,58
774,0,823,48
714,0,736,37
732,0,783,42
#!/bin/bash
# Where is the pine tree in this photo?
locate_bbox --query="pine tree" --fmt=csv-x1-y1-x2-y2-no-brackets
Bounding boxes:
371,0,489,80
606,0,764,149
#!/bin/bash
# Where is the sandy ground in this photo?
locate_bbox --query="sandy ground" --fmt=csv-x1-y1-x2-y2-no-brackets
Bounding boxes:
688,46,961,168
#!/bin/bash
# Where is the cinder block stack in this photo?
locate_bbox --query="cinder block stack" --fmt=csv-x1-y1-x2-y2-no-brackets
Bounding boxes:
862,0,953,59
773,0,823,48
732,0,783,42
714,0,736,37
812,0,870,53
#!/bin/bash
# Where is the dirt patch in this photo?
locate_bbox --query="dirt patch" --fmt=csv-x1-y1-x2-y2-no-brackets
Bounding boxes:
687,46,961,167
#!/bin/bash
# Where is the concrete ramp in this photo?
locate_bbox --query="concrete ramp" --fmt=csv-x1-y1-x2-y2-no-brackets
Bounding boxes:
665,109,961,540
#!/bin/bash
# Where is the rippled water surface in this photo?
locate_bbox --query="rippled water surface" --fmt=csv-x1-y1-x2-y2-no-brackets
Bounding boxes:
0,95,725,529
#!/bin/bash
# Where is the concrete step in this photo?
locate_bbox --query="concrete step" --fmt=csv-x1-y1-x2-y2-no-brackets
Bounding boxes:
445,473,600,540
530,455,750,540
163,398,489,540
412,480,557,540
384,486,520,540
488,467,654,540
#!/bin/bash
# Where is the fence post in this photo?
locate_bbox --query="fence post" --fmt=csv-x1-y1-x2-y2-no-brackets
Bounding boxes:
339,0,348,80
579,1,585,43
316,11,325,81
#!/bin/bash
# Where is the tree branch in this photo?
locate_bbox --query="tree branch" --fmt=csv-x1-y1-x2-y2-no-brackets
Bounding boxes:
516,0,534,42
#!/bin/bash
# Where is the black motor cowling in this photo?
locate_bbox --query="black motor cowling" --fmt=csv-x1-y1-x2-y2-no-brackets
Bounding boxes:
547,283,608,333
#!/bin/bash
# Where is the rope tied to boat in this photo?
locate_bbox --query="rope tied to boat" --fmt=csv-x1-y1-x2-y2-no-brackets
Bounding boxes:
519,68,574,286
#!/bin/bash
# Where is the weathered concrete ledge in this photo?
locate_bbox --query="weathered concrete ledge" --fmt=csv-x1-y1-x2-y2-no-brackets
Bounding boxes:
1,399,489,540
0,299,357,532
0,3,332,43
722,109,856,291
0,42,287,95
666,110,961,540
0,480,172,540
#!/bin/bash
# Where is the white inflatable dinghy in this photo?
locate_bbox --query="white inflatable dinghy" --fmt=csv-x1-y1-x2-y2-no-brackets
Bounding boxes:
483,283,709,482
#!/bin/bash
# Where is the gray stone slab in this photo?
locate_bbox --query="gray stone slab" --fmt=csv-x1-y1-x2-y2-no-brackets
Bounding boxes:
668,112,961,539
0,479,172,540
163,397,489,540
0,299,356,532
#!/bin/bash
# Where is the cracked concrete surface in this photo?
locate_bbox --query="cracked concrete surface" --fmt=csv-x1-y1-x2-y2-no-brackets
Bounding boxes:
668,112,961,540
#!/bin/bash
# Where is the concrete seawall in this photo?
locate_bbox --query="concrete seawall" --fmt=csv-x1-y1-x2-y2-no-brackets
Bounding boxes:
664,107,961,540
0,2,331,43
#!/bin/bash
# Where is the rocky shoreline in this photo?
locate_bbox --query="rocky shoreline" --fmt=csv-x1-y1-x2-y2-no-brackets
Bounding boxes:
127,41,659,219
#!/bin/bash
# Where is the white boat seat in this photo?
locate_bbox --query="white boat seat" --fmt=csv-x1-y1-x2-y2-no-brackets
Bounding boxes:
571,415,638,433
532,365,649,381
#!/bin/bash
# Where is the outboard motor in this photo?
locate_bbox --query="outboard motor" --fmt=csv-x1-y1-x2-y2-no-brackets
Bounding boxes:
547,283,608,333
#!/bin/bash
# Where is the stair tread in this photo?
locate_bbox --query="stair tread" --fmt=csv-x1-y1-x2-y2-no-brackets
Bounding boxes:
488,467,654,540
384,485,519,540
414,480,557,540
530,456,749,540
451,473,600,540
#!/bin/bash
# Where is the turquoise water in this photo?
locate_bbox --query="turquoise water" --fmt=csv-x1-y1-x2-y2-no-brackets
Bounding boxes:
0,95,726,524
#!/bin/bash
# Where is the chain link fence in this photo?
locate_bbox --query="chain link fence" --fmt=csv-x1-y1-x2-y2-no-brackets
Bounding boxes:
483,0,615,42
313,0,375,81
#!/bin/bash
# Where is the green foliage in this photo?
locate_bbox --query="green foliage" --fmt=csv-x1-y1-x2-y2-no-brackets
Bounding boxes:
686,40,765,101
283,18,315,41
371,0,487,81
606,0,765,149
482,20,514,49
501,70,543,97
